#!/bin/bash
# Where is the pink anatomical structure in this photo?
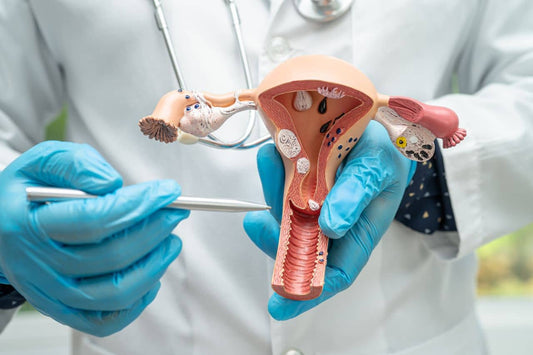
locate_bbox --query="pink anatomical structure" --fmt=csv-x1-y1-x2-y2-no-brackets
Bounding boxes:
139,55,466,300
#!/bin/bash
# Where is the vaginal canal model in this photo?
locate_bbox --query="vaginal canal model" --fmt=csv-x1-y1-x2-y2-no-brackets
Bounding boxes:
139,55,466,301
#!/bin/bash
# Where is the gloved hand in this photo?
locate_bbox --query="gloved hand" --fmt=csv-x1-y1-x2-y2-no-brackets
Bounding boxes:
0,141,190,336
244,121,417,320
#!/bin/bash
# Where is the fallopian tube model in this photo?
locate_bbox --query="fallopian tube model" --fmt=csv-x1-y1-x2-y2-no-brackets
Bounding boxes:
139,55,466,301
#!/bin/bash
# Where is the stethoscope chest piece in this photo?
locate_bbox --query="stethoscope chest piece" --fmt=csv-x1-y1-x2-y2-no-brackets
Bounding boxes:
293,0,353,23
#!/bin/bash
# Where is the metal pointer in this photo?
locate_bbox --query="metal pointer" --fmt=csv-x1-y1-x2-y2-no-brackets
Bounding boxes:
26,187,270,213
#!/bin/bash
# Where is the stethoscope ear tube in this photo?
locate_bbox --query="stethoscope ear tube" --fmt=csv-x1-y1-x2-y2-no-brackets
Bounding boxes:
152,0,187,90
150,0,353,149
152,0,271,149
199,0,269,150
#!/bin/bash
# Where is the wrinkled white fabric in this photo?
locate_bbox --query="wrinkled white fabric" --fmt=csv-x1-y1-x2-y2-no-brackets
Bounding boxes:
0,308,16,334
1,0,532,354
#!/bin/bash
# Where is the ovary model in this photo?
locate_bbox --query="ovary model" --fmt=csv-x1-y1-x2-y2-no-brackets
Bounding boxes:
139,55,466,300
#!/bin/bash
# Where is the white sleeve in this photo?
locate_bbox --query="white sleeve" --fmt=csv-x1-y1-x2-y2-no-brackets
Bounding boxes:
0,308,17,334
423,0,533,259
0,0,64,170
0,0,63,331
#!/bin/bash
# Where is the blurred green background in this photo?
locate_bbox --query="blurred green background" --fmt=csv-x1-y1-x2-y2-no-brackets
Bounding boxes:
42,109,533,298
478,224,533,295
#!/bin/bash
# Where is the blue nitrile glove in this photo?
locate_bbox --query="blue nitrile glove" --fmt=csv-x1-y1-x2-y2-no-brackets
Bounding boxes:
244,121,417,320
0,141,190,336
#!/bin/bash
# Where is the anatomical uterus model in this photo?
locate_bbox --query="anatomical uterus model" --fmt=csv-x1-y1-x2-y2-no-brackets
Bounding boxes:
139,55,466,300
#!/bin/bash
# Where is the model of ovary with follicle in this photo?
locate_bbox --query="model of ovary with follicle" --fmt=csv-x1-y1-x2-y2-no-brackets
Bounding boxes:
139,55,466,301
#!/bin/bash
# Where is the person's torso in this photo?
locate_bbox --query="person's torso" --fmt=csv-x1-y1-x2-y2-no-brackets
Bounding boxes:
28,1,486,353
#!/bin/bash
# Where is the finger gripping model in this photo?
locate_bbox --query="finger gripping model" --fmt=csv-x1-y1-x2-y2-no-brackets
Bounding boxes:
139,55,466,300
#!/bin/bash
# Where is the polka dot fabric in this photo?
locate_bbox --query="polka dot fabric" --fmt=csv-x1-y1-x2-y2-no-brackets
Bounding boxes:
394,141,457,234
0,284,25,309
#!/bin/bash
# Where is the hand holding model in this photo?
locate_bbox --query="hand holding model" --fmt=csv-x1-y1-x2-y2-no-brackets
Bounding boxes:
244,121,416,320
0,141,189,336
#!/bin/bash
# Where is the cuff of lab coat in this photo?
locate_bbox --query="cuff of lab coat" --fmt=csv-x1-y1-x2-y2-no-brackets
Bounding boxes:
421,97,483,260
0,143,21,172
420,231,461,260
440,146,483,259
0,308,18,334
418,144,482,260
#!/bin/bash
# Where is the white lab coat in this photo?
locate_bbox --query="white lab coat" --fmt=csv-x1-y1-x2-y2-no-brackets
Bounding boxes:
1,0,533,354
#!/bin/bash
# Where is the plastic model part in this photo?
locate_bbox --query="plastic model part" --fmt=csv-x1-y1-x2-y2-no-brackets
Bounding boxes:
139,55,466,300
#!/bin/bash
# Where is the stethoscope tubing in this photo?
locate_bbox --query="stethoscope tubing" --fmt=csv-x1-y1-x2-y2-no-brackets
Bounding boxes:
151,0,352,149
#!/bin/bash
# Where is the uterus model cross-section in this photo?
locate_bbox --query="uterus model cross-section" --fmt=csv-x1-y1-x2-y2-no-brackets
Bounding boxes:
139,55,466,301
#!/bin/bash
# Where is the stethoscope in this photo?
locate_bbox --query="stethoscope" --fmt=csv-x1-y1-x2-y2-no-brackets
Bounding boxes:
151,0,354,149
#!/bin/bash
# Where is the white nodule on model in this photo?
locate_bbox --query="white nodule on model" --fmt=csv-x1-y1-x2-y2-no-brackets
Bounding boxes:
293,91,313,112
176,129,200,144
277,129,301,158
308,199,320,211
317,86,345,99
179,91,256,137
296,157,310,174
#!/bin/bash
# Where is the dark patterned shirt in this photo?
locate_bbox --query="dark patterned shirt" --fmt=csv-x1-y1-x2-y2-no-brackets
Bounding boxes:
0,284,25,309
395,142,458,234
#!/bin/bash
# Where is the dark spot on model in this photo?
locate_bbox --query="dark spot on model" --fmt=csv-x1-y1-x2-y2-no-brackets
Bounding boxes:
320,120,332,134
318,97,327,114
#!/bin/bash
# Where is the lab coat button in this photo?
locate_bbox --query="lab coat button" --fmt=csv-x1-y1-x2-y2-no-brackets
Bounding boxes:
284,348,304,355
266,36,292,62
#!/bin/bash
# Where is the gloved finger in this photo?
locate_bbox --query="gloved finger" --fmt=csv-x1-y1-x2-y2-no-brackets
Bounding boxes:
31,282,161,337
51,234,181,311
257,144,284,223
77,282,161,337
318,152,393,240
326,188,405,274
46,209,189,277
15,141,123,195
243,210,279,259
33,180,182,244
